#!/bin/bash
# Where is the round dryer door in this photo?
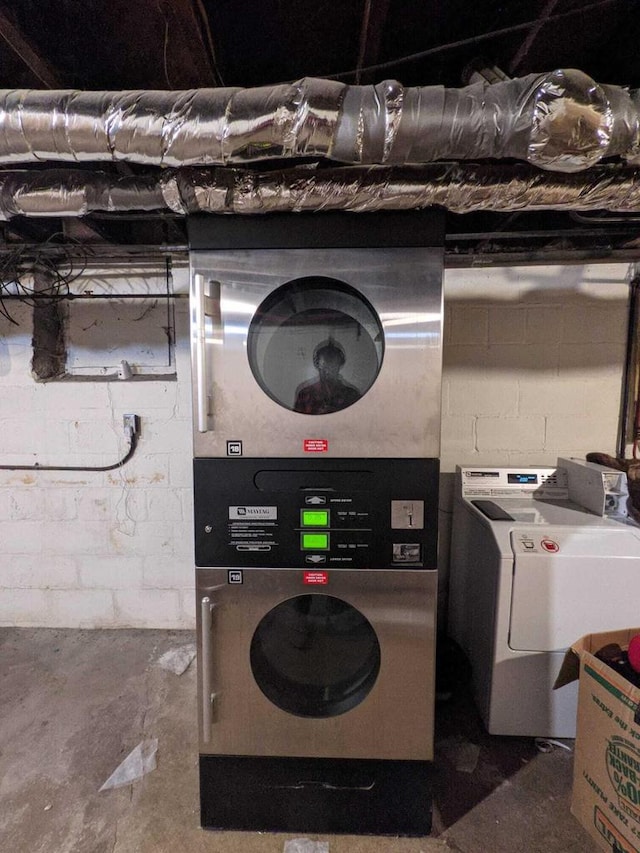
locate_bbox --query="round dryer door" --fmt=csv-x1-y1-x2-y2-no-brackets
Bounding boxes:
247,277,384,415
250,593,381,718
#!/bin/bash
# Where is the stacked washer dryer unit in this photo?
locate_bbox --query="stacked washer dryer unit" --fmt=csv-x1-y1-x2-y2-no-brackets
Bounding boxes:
189,211,444,836
448,458,640,739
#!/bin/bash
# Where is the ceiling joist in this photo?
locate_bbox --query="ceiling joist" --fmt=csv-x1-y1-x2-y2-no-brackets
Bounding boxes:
0,3,63,88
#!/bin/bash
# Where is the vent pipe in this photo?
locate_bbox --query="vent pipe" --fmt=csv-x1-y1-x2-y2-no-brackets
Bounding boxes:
2,164,640,220
0,69,637,174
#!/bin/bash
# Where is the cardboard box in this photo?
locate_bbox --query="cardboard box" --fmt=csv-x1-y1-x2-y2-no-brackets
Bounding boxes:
556,627,640,853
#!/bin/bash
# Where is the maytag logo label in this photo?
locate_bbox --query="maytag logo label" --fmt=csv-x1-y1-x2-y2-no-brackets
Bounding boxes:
229,506,277,520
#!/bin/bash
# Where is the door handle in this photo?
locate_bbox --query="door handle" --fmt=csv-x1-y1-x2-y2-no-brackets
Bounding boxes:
193,276,221,433
200,595,217,742
193,273,209,433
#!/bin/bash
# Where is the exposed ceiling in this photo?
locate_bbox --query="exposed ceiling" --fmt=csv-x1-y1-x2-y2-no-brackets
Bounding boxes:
0,0,639,263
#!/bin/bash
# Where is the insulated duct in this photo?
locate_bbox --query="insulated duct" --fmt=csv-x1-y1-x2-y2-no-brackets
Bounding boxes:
3,164,640,219
0,68,638,174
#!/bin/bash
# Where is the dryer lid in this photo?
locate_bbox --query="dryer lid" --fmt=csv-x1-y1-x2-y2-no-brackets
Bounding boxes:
509,527,640,652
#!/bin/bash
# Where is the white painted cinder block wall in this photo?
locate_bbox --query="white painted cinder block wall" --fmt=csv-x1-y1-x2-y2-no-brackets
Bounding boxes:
0,262,630,628
0,267,195,629
437,262,628,619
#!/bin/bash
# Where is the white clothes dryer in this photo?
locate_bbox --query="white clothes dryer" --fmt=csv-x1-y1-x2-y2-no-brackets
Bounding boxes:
448,458,640,738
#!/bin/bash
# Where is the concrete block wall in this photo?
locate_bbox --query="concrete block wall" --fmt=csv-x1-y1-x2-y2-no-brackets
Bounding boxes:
0,260,632,628
0,268,194,629
437,262,630,618
441,263,627,470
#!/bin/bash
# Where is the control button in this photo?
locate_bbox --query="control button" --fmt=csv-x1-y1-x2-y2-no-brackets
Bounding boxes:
305,495,327,505
305,554,327,564
541,539,559,553
236,544,272,552
523,541,535,550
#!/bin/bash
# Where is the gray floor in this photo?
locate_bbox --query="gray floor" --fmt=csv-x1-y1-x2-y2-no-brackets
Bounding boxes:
0,629,601,852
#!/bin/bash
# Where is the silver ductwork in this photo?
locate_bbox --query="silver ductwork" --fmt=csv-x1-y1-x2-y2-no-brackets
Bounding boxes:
165,164,640,216
0,69,638,174
2,164,640,220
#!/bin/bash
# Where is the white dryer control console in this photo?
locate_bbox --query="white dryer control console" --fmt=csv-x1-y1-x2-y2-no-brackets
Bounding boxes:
448,458,640,738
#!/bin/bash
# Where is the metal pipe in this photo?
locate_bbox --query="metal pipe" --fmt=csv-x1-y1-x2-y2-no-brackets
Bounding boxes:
0,293,187,299
0,69,637,174
620,277,640,459
164,163,640,215
4,163,640,219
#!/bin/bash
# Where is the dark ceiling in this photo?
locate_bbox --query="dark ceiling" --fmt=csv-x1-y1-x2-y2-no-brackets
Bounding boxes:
0,0,639,262
3,0,638,91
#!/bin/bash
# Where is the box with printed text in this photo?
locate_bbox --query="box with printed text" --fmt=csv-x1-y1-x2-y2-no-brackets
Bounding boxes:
556,627,640,853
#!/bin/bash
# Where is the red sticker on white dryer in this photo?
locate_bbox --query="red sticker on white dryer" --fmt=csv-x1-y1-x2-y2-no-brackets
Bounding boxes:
304,439,328,453
541,538,559,553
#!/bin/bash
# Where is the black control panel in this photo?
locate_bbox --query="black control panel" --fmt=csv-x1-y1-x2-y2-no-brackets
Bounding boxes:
193,458,439,570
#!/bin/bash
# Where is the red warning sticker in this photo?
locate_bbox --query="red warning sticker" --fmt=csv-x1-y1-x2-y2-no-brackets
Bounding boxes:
541,538,559,553
304,439,328,453
303,571,329,585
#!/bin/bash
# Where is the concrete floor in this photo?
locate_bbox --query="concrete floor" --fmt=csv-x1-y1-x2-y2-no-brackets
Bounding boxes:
0,628,601,853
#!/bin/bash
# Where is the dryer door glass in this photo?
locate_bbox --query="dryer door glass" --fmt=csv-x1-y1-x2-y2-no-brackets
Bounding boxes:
250,593,381,718
247,277,384,415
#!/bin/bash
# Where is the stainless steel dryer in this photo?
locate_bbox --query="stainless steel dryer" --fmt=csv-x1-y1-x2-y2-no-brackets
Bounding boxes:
189,212,443,459
189,211,444,837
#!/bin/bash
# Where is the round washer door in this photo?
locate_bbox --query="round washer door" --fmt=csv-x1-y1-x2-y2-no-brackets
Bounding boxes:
250,593,381,718
247,276,384,415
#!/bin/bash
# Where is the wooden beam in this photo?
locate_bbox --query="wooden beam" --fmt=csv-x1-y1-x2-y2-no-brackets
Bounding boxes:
4,217,62,244
156,0,223,87
508,0,561,75
31,266,66,381
0,4,63,88
354,0,392,84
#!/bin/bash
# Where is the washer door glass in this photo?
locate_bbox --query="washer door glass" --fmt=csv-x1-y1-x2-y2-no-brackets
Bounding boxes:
247,277,384,415
250,594,381,718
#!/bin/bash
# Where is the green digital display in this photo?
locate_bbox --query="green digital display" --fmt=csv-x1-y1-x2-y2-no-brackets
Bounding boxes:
301,533,329,550
301,510,329,527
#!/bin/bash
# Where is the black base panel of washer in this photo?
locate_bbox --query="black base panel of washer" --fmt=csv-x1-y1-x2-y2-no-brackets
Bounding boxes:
199,754,433,836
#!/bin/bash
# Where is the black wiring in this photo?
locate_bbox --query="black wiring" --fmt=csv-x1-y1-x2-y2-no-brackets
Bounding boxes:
0,431,138,472
320,0,626,81
0,234,88,325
